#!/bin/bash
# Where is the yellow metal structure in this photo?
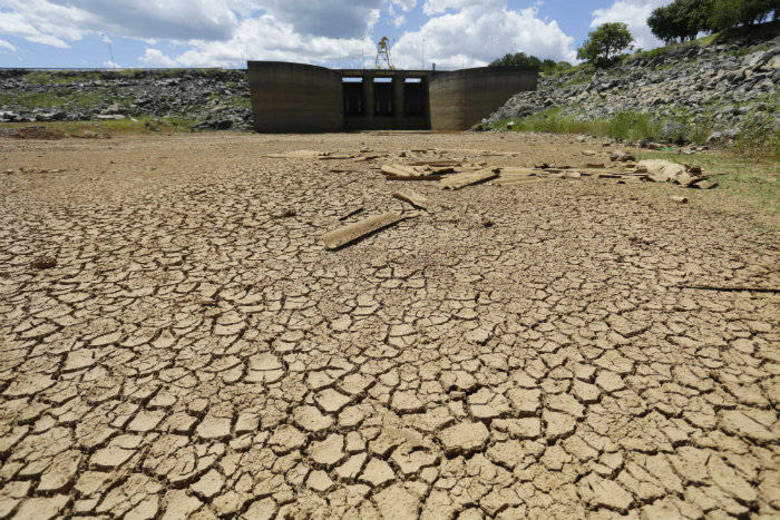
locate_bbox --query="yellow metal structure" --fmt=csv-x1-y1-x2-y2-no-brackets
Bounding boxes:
375,37,394,70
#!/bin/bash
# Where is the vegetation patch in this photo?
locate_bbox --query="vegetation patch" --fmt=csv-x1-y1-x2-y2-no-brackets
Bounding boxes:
493,107,779,159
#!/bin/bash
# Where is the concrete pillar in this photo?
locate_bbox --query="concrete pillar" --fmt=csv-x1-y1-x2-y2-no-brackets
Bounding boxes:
363,73,374,125
393,75,405,127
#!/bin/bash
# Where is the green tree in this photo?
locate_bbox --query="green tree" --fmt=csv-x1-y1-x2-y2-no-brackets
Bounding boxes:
577,23,634,67
708,0,777,31
649,0,713,43
489,52,543,68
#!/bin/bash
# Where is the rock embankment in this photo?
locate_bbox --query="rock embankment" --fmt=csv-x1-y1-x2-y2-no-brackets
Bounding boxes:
0,69,252,130
486,27,779,144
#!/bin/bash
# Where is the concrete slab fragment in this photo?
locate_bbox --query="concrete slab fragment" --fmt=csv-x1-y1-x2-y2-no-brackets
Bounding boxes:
323,212,417,250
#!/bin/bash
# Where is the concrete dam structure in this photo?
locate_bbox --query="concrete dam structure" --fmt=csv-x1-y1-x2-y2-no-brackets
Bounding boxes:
247,61,538,133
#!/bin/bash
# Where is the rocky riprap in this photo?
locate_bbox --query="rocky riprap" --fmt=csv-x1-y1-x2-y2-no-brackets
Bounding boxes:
486,29,779,144
0,69,252,130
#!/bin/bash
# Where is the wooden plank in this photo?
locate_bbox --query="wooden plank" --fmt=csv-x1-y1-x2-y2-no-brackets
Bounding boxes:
392,189,428,210
440,169,499,190
323,212,416,250
381,164,442,181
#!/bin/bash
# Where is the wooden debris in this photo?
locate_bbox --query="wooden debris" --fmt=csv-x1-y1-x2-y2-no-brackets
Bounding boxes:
339,207,365,221
440,169,499,190
392,189,428,210
671,196,688,203
381,164,442,181
323,212,416,250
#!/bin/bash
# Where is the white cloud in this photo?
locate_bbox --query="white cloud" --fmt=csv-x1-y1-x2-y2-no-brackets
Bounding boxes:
103,60,120,68
590,0,669,51
0,38,16,51
423,0,482,15
139,48,179,67
173,14,376,68
256,0,384,39
391,0,417,11
393,1,576,69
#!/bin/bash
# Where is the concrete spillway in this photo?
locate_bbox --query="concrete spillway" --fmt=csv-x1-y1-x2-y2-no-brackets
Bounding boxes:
247,61,537,132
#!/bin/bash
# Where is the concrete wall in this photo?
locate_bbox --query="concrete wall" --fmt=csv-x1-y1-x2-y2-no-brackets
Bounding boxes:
342,72,431,131
247,61,343,133
429,67,537,131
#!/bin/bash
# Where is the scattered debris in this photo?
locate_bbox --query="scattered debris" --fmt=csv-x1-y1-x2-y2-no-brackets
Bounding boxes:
582,150,598,157
671,196,688,203
585,162,606,168
392,189,428,210
339,207,365,221
381,164,442,181
480,217,494,228
277,209,297,218
323,212,417,250
32,256,57,269
638,159,700,186
440,169,499,190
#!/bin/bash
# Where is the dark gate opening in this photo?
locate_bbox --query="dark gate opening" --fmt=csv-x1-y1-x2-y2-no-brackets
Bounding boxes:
343,78,364,117
404,78,425,117
374,78,394,116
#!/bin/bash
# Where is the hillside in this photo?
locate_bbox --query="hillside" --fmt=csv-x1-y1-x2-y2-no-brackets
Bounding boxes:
485,23,779,151
0,68,252,130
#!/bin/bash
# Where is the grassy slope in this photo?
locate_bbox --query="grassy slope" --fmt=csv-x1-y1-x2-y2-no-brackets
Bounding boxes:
491,22,780,158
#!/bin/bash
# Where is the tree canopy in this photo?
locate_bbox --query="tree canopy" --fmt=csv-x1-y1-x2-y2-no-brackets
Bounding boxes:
649,0,777,42
577,23,634,67
489,53,571,74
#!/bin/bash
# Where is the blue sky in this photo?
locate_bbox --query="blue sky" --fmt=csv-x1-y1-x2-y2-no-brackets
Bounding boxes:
0,1,669,69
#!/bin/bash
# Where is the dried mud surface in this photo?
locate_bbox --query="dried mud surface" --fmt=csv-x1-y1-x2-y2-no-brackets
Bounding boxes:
1,132,779,520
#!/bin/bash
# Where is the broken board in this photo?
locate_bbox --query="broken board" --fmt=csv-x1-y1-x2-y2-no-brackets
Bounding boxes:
440,169,499,190
392,189,428,210
323,212,416,250
381,164,442,181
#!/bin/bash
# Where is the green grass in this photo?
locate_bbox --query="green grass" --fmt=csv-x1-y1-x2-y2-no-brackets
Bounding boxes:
637,150,780,219
0,117,200,136
494,108,779,159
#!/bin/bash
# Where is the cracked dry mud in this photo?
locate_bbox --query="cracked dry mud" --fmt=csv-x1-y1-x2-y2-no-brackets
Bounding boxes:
1,132,778,520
